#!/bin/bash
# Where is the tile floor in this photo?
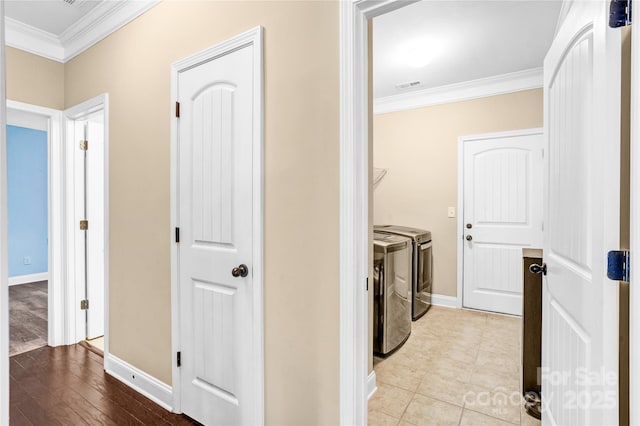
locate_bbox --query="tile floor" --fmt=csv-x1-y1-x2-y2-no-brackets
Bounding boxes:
369,306,540,426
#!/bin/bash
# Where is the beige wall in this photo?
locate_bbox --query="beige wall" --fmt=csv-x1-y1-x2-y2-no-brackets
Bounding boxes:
6,47,64,110
63,2,339,424
373,89,543,298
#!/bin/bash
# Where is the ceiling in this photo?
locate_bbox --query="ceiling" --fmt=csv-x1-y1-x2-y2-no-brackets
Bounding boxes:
373,0,563,99
5,0,103,36
4,0,159,62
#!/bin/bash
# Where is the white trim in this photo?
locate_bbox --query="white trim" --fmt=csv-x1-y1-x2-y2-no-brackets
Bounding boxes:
431,294,459,309
630,0,639,422
170,27,264,422
4,17,64,63
0,1,9,422
63,94,109,353
6,100,65,347
367,371,377,400
104,353,173,411
340,1,418,424
8,272,49,286
456,136,465,310
374,68,543,115
5,1,159,63
456,128,543,314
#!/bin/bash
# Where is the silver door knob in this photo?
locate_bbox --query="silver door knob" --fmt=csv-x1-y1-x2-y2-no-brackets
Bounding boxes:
232,264,249,277
466,235,472,241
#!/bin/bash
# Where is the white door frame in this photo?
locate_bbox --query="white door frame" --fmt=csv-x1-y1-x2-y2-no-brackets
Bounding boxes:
629,1,639,422
6,100,64,346
456,128,543,312
339,0,417,423
64,94,110,351
169,27,264,421
0,3,8,422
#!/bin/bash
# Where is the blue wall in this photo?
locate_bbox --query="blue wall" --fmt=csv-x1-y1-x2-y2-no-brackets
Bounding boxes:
7,125,48,277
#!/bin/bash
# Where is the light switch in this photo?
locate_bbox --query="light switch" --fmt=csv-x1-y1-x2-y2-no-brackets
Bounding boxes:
23,256,31,265
448,207,456,218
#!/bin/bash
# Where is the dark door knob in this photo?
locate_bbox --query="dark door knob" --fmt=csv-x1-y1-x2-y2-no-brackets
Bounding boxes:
466,235,472,241
232,264,249,277
529,263,547,275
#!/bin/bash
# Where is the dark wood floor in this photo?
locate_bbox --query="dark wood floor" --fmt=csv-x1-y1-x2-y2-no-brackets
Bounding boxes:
10,344,197,425
9,281,48,356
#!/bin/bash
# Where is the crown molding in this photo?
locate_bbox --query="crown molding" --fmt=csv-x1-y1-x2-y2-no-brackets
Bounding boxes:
374,67,543,115
5,17,64,62
4,1,160,63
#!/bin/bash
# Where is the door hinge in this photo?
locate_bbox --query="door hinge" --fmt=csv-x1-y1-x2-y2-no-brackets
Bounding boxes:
80,220,89,230
80,140,88,151
175,227,180,243
610,0,632,27
366,277,369,291
80,299,89,310
177,351,181,367
175,102,180,118
607,250,630,282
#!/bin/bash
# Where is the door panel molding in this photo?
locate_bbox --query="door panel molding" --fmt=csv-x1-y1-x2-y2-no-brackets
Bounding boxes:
170,26,264,423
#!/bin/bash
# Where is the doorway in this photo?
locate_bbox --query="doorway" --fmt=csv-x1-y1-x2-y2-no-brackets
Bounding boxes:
7,107,50,356
64,95,109,352
341,0,626,424
6,101,64,351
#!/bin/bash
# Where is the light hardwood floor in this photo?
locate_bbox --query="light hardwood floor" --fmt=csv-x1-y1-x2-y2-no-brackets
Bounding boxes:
369,306,540,426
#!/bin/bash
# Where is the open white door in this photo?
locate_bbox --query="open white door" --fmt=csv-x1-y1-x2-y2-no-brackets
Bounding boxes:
85,114,105,339
173,28,263,425
461,129,543,316
542,1,621,424
65,97,108,343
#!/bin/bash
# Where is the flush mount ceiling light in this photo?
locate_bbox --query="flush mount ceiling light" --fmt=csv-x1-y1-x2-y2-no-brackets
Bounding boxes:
395,37,443,69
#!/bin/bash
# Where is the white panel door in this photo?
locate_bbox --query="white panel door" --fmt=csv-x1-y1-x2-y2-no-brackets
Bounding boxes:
462,130,543,316
178,44,255,425
542,1,621,424
85,114,105,339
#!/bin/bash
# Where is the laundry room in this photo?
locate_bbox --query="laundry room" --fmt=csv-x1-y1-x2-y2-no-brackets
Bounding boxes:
367,1,559,424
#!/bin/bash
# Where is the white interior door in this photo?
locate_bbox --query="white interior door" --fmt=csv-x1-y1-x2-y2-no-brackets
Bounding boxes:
85,113,105,339
70,111,105,341
462,130,543,316
177,41,257,425
542,1,621,424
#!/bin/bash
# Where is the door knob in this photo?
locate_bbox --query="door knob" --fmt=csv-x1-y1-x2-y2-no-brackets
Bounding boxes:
466,235,472,241
529,263,547,276
232,264,249,277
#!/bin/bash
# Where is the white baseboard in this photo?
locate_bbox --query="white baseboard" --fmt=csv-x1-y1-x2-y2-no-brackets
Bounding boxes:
367,371,377,400
105,353,173,411
431,294,458,309
8,272,49,286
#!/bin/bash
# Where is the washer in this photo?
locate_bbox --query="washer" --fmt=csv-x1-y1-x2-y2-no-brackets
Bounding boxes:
374,225,433,320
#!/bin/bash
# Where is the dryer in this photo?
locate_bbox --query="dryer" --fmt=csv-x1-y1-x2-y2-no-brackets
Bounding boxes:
375,225,433,320
373,232,412,355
